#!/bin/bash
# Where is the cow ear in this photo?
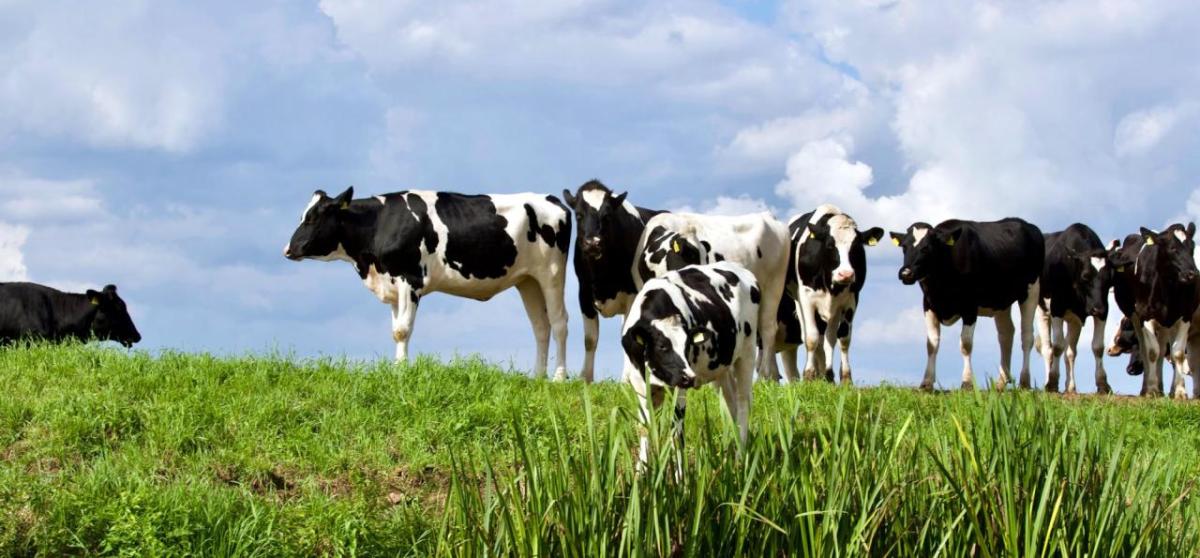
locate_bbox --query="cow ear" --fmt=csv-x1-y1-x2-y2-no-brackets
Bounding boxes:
86,289,101,305
1140,227,1157,245
334,187,354,210
889,232,905,246
611,191,628,206
1188,222,1196,239
103,284,117,294
1107,239,1120,252
690,328,709,345
862,227,884,247
562,189,576,206
944,228,964,246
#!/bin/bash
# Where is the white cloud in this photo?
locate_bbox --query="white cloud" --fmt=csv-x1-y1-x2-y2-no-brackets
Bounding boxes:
0,171,104,222
0,221,29,281
674,194,774,216
1114,104,1195,157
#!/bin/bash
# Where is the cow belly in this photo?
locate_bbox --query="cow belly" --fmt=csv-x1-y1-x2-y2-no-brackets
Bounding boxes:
595,293,634,318
363,268,401,303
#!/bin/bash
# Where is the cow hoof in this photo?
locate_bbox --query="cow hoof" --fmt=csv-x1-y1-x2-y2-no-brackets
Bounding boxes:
1045,383,1059,394
919,382,935,393
1173,388,1189,400
960,380,975,391
840,374,853,386
1019,379,1032,390
1064,387,1077,396
824,369,835,382
1096,383,1112,395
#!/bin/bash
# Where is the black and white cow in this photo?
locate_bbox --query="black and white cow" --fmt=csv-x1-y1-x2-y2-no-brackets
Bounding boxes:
561,180,663,382
0,282,141,347
621,262,758,461
786,205,884,384
1035,224,1116,394
285,187,572,379
890,219,1044,391
1121,224,1199,398
633,212,791,381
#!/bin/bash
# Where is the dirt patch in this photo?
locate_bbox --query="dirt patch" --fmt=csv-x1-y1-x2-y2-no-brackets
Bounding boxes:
385,465,452,510
211,463,298,499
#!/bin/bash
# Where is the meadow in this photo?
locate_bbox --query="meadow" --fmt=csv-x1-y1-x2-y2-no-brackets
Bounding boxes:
2,343,1200,556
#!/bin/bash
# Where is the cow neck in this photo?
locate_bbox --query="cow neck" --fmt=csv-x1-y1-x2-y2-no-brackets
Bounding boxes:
53,293,100,339
594,207,655,290
337,201,384,279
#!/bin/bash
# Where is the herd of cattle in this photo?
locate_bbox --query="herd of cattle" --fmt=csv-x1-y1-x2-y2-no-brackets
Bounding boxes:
3,180,1199,440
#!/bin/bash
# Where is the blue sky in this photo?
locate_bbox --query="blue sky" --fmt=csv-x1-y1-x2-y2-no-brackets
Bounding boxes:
2,0,1199,394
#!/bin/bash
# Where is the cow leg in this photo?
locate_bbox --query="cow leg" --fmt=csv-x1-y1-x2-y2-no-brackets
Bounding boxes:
540,277,570,382
960,322,977,390
779,345,800,384
390,286,419,363
1018,283,1039,389
838,320,854,386
720,356,754,448
823,313,843,383
1092,318,1111,394
581,314,600,383
995,309,1015,390
756,275,785,382
799,290,823,382
1169,321,1190,400
1046,316,1065,392
1064,315,1083,395
1036,307,1054,391
1140,322,1163,397
516,280,550,379
921,310,941,392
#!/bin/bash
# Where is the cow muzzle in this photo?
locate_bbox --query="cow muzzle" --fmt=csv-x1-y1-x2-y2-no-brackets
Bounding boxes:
833,269,855,285
581,237,603,259
283,244,301,261
898,267,916,284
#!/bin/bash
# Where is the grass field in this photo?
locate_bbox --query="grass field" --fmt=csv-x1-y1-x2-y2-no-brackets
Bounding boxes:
2,343,1200,556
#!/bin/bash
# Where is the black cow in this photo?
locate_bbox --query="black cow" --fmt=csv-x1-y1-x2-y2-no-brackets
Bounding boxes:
0,283,141,347
890,218,1044,391
1036,224,1115,394
562,180,662,382
785,205,883,384
286,187,572,379
1107,316,1144,375
1121,224,1199,398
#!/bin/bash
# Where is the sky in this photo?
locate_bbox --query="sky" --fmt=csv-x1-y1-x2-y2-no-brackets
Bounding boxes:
2,0,1199,394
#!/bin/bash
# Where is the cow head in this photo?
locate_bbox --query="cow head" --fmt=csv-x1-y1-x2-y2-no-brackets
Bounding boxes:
563,180,628,261
622,321,709,390
890,223,962,285
285,187,354,261
86,284,141,348
799,214,883,287
1068,247,1113,318
1141,223,1197,285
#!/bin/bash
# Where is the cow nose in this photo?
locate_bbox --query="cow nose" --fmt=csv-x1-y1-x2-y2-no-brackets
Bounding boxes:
833,270,855,284
581,237,602,257
1183,271,1197,283
899,268,914,283
283,244,292,258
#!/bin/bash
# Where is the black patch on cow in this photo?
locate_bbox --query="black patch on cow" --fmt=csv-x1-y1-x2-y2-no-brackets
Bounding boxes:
524,203,560,247
743,321,752,337
713,269,740,286
435,193,518,280
365,195,430,289
405,193,439,255
749,286,761,304
545,195,573,253
757,247,763,259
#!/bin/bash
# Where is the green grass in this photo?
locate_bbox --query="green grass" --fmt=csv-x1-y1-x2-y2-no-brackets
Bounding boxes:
2,343,1200,556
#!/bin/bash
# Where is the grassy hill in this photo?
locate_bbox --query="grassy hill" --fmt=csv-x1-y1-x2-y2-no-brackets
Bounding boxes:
2,344,1200,556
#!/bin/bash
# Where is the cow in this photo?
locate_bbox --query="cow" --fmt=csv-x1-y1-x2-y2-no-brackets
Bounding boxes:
1121,224,1199,398
621,262,758,462
890,218,1044,391
1107,316,1144,376
633,212,791,381
561,180,663,382
285,187,572,379
1035,224,1115,394
0,282,141,347
786,205,884,384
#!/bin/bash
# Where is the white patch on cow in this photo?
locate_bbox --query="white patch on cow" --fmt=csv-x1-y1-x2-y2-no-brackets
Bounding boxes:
911,225,930,247
310,242,353,263
301,193,322,221
1090,256,1106,272
375,195,387,204
582,189,607,210
1175,229,1188,243
827,213,859,282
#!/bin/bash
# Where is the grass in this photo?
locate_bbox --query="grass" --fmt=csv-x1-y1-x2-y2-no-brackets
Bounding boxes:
1,343,1199,556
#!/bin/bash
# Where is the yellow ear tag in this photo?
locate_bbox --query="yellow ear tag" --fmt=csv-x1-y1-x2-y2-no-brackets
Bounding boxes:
635,334,645,346
1116,266,1126,272
891,237,900,246
867,237,878,246
672,240,681,253
946,237,956,247
89,297,100,306
691,331,707,344
340,201,350,210
1144,236,1155,246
